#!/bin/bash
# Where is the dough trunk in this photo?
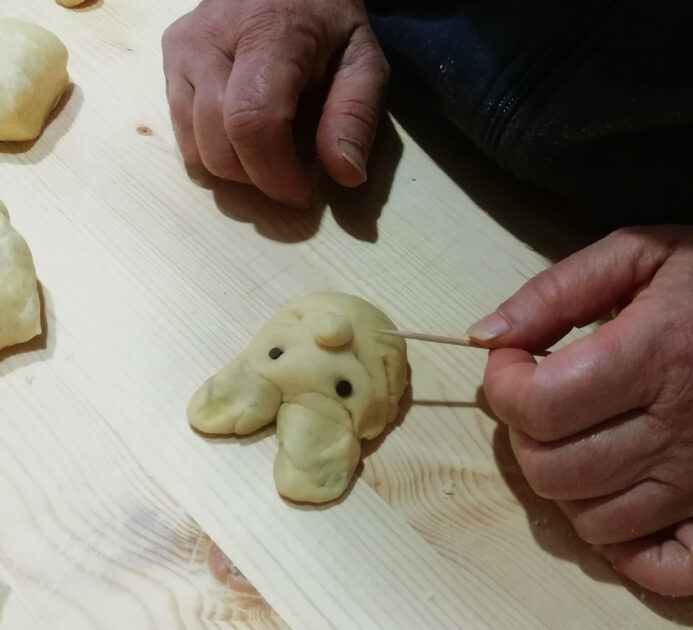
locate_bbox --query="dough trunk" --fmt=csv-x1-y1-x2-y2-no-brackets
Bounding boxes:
274,393,360,503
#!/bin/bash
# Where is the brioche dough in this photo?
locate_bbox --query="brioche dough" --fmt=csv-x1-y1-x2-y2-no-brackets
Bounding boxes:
0,202,41,350
0,19,69,141
188,292,408,503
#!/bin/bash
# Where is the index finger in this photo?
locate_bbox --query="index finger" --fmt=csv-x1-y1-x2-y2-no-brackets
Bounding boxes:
223,37,313,207
483,311,663,441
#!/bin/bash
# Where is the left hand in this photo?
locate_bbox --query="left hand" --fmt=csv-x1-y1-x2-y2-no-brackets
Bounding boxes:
468,225,693,596
161,0,388,207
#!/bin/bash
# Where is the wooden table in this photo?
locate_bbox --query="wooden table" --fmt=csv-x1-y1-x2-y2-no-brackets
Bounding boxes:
2,1,692,628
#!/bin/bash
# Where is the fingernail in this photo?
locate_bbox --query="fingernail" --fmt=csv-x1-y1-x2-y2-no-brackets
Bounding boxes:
338,138,367,183
466,312,511,341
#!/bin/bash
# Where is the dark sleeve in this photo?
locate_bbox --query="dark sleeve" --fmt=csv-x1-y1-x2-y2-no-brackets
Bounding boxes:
367,0,693,224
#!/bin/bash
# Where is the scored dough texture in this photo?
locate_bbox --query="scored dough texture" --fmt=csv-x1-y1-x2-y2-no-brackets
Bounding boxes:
0,202,41,351
187,292,408,503
0,19,69,141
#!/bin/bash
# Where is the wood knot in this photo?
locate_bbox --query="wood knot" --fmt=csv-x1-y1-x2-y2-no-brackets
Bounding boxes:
207,542,261,596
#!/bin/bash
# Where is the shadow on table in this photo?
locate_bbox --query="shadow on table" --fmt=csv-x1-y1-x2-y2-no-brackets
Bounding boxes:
0,84,83,165
190,114,402,244
480,387,693,624
319,115,404,244
389,101,605,263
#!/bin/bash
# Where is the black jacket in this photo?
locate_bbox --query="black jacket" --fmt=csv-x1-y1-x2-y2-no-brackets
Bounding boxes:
368,1,693,223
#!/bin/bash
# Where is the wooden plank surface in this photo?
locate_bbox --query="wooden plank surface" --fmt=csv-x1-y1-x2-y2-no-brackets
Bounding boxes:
2,1,693,628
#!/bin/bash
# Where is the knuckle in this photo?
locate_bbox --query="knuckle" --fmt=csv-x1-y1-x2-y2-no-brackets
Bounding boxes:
375,55,391,86
570,512,605,545
515,449,555,498
179,143,201,166
343,49,390,89
238,3,290,43
606,226,674,272
161,21,182,51
171,125,200,164
520,271,566,318
524,414,556,443
224,104,276,145
161,12,197,51
335,99,380,132
517,396,558,442
200,150,238,178
167,92,190,123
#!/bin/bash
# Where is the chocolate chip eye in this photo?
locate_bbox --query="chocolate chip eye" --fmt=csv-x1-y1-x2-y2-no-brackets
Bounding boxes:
336,380,352,398
268,347,283,359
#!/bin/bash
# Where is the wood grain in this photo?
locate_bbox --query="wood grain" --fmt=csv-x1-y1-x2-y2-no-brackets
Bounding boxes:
2,1,692,629
0,371,286,628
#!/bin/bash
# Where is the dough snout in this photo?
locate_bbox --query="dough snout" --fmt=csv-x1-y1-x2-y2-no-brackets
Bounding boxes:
309,311,353,348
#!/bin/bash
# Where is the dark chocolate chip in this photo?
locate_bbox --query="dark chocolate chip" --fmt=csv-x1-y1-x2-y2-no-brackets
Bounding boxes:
336,380,352,397
269,347,283,359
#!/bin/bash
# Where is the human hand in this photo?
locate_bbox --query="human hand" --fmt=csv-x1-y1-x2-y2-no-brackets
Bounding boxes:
162,0,388,207
469,225,693,596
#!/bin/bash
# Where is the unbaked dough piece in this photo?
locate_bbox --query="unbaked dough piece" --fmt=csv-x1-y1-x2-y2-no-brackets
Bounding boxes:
56,0,88,7
188,292,408,503
0,202,41,350
0,19,69,141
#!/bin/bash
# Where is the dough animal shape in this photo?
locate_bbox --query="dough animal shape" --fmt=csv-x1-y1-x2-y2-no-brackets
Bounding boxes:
0,202,41,350
0,19,69,141
188,292,408,503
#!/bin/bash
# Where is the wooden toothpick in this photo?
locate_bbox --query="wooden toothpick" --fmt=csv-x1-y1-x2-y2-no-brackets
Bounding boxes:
376,329,550,357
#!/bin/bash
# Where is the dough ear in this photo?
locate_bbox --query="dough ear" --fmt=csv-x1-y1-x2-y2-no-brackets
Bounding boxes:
187,357,281,435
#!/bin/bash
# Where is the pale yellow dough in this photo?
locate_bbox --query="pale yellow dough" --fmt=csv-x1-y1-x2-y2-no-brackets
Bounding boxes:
56,0,88,6
0,202,41,350
0,19,69,141
188,292,408,503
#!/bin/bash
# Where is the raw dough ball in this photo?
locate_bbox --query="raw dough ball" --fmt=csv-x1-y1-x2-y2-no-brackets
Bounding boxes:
0,202,41,350
0,19,69,141
56,0,88,6
188,292,408,503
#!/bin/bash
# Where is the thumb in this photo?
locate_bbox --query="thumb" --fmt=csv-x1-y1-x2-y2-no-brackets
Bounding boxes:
467,227,673,351
316,25,389,187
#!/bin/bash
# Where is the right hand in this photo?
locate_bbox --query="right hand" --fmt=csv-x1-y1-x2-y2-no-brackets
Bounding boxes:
162,0,389,207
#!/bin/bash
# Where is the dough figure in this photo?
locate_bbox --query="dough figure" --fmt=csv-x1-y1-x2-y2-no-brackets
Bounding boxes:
188,292,408,503
0,19,69,141
0,202,41,350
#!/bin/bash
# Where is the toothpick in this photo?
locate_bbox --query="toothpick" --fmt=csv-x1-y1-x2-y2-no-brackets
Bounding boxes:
376,329,550,357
